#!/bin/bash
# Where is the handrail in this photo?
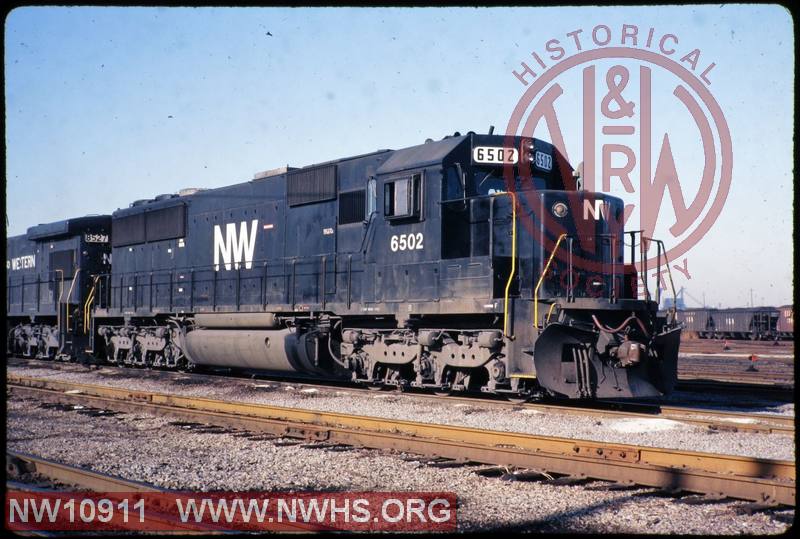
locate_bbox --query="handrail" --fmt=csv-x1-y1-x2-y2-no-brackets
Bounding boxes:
626,233,677,313
99,253,337,281
545,302,558,324
534,233,569,329
82,286,94,333
491,191,517,337
83,276,100,334
647,237,678,323
64,268,81,331
357,211,377,254
55,269,64,346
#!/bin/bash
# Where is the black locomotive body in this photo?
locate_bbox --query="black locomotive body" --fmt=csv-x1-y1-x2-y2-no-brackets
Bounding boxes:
9,132,682,399
6,216,112,359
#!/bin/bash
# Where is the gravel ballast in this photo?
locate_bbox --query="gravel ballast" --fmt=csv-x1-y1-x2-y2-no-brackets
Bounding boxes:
5,397,793,534
7,364,795,461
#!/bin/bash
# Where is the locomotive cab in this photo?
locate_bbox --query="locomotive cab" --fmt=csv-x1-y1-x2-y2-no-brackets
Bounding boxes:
438,133,681,398
6,215,112,360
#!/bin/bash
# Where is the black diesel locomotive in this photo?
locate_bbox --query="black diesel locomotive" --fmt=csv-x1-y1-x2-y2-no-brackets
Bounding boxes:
7,216,112,360
6,132,682,399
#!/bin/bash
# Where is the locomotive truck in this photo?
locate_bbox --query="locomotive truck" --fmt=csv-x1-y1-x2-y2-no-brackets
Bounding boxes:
7,131,682,400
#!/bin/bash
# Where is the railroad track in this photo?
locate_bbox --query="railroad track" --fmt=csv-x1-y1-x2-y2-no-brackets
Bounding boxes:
7,374,795,507
559,400,794,435
8,358,794,435
680,340,794,353
679,371,793,385
680,353,794,364
678,358,795,381
679,367,793,382
6,451,202,533
5,451,306,533
676,379,794,402
676,355,794,395
678,367,793,383
7,450,162,493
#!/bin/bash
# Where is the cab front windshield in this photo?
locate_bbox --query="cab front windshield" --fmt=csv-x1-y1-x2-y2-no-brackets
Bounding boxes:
472,166,550,196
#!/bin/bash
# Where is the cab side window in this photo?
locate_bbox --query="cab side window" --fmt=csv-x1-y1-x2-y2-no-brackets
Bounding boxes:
384,173,422,220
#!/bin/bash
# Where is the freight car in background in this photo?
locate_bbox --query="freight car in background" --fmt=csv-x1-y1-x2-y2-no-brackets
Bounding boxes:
6,216,112,358
674,308,716,339
776,305,794,340
676,307,782,340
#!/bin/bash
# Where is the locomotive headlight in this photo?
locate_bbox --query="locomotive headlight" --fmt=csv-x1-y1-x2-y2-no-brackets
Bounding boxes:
552,202,569,218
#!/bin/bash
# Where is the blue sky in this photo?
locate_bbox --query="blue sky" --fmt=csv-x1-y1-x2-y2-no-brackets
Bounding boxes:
4,5,794,307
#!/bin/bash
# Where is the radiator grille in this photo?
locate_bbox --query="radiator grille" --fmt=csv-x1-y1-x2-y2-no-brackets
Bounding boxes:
145,205,186,242
287,165,337,206
112,213,145,247
338,189,366,224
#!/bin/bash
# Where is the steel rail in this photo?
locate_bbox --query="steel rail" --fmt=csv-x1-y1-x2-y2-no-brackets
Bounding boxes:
679,351,794,360
7,450,161,493
676,378,794,399
679,375,794,387
8,375,795,506
561,401,795,435
678,366,794,378
5,450,306,533
8,358,794,435
4,453,218,537
678,374,794,387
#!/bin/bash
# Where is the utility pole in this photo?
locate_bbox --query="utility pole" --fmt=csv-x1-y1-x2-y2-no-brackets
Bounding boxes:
750,288,754,307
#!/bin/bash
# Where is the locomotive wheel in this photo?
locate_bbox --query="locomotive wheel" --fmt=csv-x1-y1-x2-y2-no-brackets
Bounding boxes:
163,342,181,369
104,343,115,364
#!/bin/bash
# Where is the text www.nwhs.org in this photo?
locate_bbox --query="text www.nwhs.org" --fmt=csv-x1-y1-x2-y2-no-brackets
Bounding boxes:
6,491,458,532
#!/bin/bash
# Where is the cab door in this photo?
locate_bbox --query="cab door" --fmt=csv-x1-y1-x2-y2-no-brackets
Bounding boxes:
370,169,439,303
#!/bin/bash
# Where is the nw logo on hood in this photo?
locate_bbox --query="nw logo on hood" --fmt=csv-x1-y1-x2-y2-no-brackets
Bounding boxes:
213,220,258,271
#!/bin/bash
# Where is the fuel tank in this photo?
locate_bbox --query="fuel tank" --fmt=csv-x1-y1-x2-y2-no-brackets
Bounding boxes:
183,328,324,374
193,313,278,329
